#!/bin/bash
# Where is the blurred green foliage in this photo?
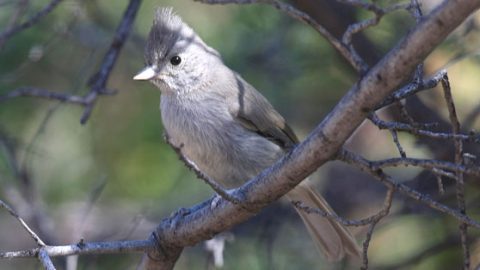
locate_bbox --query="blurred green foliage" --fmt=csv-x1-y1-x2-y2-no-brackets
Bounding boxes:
1,0,480,269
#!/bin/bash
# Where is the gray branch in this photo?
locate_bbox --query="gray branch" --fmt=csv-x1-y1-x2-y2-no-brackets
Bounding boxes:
0,199,46,247
0,0,64,45
0,239,153,259
337,149,480,229
38,249,56,270
441,74,470,268
0,0,142,125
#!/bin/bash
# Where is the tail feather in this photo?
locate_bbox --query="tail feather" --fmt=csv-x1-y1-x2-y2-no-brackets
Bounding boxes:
286,182,361,262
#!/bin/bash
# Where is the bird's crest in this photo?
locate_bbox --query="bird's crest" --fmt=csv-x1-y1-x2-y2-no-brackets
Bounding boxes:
145,7,195,65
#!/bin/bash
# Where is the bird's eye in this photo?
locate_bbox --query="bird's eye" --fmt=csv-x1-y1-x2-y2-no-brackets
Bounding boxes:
170,55,182,66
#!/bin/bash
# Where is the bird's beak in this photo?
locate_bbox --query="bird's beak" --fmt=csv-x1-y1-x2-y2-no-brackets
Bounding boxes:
133,66,157,80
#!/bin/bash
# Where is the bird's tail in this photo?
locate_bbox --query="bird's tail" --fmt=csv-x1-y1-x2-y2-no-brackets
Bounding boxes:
286,182,361,262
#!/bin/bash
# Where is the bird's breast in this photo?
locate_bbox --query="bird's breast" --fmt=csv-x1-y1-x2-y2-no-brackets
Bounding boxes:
160,94,283,188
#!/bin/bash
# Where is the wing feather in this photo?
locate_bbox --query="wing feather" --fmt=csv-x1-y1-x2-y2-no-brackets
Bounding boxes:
228,74,299,150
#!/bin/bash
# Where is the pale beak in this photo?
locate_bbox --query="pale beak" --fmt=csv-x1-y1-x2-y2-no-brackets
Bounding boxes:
133,66,157,80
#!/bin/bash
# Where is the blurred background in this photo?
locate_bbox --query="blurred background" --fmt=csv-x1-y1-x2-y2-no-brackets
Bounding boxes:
1,0,480,269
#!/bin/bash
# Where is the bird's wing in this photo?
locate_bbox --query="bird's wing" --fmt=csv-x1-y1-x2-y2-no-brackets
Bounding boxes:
227,74,299,150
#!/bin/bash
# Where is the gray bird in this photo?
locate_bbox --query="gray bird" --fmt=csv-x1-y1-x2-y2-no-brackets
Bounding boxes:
134,7,360,261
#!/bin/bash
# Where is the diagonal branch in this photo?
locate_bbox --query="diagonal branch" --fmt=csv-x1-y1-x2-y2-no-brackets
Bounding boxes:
0,0,64,46
195,0,366,72
79,0,142,124
0,0,142,125
0,199,46,247
38,249,56,270
0,199,59,269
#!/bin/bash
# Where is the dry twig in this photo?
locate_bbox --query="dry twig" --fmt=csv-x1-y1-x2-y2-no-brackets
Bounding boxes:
337,149,480,229
0,0,64,45
0,199,59,268
0,239,152,259
441,74,470,268
0,0,142,125
0,199,45,246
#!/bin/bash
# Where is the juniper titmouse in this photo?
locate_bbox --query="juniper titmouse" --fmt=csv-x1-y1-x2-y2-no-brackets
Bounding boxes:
134,8,360,261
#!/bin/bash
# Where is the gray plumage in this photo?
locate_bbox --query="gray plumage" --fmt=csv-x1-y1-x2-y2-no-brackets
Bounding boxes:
134,7,360,261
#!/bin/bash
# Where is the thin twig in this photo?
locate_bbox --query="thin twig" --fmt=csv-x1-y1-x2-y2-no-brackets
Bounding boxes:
433,169,446,195
293,188,393,227
369,157,480,176
293,185,395,269
361,220,377,270
338,0,411,74
0,199,46,246
376,70,447,110
0,0,63,44
80,0,142,124
0,239,152,259
0,87,89,105
441,74,470,268
362,188,394,270
0,0,30,50
389,129,406,158
0,0,142,125
395,99,416,126
337,149,480,229
431,167,457,180
369,113,479,142
195,0,366,72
